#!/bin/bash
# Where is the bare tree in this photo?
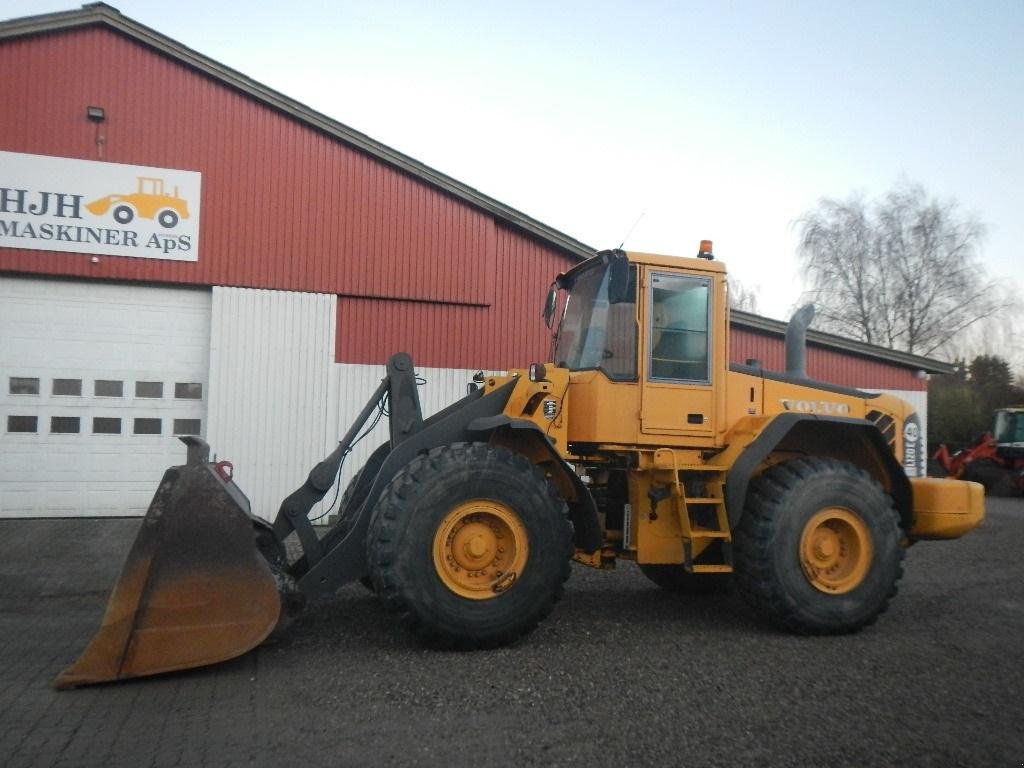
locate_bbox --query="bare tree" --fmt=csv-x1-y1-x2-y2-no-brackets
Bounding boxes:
945,306,1024,377
796,182,1008,357
728,277,760,313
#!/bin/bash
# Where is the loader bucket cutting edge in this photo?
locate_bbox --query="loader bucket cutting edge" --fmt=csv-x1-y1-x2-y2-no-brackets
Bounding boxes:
54,464,283,689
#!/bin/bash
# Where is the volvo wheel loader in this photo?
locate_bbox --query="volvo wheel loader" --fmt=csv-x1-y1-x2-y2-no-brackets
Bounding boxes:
55,243,985,689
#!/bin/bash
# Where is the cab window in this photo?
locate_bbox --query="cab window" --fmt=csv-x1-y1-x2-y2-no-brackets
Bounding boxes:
995,410,1023,444
649,273,711,383
553,263,637,381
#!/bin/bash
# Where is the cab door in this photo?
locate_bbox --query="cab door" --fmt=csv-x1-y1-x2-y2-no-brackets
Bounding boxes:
639,268,721,441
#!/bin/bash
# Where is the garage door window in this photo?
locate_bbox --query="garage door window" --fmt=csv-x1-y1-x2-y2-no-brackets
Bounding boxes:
173,419,202,435
53,378,82,396
7,415,37,433
93,417,121,434
95,380,124,397
9,377,40,395
51,416,80,434
135,381,163,398
175,382,203,399
134,418,162,435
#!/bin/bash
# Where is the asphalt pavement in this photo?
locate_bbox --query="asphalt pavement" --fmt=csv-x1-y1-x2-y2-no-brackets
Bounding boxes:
1,498,1022,768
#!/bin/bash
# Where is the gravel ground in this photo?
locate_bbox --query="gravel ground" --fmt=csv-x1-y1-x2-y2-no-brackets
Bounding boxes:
1,497,1022,768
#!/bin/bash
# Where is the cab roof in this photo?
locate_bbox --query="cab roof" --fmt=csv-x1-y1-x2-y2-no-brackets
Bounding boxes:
556,248,726,286
625,250,727,274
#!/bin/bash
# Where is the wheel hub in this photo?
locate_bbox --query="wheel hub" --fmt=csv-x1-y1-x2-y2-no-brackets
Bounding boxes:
464,532,488,559
812,530,838,561
433,500,529,600
799,507,873,594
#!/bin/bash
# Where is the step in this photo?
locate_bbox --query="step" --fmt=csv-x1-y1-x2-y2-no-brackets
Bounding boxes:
689,564,733,574
688,528,731,539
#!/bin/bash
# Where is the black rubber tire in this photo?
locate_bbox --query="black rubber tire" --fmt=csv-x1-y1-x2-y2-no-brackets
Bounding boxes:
335,468,375,592
733,457,904,635
638,564,730,595
113,204,134,224
338,466,370,525
367,442,572,649
336,450,386,592
157,209,179,228
962,458,1016,496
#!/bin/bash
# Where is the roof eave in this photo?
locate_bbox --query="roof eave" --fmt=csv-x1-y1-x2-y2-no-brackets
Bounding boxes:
730,309,955,375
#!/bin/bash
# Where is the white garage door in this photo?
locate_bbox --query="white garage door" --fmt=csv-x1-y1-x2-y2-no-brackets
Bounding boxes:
0,276,211,517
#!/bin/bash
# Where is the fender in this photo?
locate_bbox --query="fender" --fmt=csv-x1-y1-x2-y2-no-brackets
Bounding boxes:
724,413,913,532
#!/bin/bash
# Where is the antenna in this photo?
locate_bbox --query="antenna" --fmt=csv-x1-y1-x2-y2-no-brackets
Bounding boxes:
617,211,645,250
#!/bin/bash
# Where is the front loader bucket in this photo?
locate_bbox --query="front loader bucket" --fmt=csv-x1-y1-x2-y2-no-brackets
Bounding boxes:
54,461,282,689
84,195,117,215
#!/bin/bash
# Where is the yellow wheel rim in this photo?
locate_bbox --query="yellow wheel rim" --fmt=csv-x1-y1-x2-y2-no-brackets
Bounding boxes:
799,507,873,595
433,500,529,600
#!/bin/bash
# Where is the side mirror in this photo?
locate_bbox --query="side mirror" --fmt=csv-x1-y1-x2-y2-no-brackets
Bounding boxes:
607,250,632,304
543,283,558,328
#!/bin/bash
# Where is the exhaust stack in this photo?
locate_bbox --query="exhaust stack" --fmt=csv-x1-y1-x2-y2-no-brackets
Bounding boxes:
785,304,815,379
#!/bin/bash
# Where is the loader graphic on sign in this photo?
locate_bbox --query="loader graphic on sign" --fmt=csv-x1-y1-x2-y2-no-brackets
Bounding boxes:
86,176,190,228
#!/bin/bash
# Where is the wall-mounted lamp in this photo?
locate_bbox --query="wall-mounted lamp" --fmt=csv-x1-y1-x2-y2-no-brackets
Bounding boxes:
87,106,107,158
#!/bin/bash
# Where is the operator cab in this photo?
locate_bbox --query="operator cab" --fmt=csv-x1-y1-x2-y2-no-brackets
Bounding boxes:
545,245,721,382
543,244,728,446
994,408,1024,458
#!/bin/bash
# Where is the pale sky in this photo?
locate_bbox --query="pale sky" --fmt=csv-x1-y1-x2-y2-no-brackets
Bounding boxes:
7,0,1023,364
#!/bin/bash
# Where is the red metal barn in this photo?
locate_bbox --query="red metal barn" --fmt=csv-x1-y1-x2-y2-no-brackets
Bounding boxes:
0,4,949,518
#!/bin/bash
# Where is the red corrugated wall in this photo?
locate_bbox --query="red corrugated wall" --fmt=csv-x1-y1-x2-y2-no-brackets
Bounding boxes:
731,327,926,391
0,27,500,305
337,224,564,370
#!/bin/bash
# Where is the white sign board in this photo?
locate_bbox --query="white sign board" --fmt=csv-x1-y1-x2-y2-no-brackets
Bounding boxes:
0,151,201,262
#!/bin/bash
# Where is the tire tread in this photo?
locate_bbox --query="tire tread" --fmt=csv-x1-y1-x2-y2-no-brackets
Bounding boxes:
733,457,905,635
367,442,572,649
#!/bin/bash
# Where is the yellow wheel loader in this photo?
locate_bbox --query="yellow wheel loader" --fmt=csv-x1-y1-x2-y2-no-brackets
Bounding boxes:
85,177,190,228
54,244,984,689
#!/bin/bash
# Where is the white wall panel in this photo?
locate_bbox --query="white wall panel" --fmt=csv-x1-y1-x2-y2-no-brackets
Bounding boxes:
207,287,335,520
